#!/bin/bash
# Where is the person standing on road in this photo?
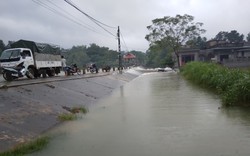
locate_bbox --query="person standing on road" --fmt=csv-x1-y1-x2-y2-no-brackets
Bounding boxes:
61,55,67,76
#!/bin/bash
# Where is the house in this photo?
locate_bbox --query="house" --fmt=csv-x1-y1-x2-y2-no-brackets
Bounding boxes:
177,49,200,66
177,40,250,68
123,53,136,66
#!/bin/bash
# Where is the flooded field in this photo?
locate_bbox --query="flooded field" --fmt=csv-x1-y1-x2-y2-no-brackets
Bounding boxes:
30,72,250,156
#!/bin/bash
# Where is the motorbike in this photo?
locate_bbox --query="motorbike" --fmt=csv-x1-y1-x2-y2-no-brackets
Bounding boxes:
2,62,34,81
66,64,81,75
89,64,98,73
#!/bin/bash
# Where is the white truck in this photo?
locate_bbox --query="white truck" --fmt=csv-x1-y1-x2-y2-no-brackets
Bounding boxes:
0,40,62,78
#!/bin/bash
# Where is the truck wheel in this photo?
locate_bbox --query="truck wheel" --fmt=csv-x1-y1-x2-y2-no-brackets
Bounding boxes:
34,70,40,78
40,70,47,78
27,67,35,79
26,67,35,79
3,71,13,81
47,69,55,77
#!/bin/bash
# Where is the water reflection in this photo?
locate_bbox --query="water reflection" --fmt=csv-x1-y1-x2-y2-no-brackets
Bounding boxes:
30,72,250,156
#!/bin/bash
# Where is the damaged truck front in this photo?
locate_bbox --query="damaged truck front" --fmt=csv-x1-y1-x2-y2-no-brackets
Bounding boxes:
0,39,62,78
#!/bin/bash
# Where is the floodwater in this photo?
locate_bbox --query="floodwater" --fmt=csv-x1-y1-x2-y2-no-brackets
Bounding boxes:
30,72,250,156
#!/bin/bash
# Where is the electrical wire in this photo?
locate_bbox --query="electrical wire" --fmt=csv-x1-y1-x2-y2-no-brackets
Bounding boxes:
120,31,129,52
64,0,117,38
65,0,117,29
32,0,114,38
32,0,136,51
45,0,95,31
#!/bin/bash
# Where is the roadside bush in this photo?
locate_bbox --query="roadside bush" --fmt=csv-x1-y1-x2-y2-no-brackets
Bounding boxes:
181,62,250,106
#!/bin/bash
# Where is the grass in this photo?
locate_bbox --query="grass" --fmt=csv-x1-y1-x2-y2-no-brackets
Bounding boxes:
71,106,88,114
181,62,250,106
58,113,77,121
0,136,49,156
59,106,89,121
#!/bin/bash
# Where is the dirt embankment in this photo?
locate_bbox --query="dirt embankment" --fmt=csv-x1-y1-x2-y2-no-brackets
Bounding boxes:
0,71,140,152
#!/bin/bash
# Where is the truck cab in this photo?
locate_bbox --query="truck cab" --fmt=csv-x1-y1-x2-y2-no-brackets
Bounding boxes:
0,48,34,69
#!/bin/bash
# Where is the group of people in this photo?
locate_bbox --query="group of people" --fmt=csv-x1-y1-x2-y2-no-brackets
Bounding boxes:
61,55,98,76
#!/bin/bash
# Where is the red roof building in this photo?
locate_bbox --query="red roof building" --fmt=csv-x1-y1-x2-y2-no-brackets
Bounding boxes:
123,53,136,60
123,53,136,66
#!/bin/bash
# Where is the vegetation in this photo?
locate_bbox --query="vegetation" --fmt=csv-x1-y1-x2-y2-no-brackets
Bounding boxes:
58,113,77,121
61,44,119,69
0,136,49,156
185,36,207,49
59,106,89,121
181,62,250,106
130,50,147,66
71,106,88,114
0,40,146,69
247,33,250,42
145,14,206,68
214,30,244,43
0,40,5,56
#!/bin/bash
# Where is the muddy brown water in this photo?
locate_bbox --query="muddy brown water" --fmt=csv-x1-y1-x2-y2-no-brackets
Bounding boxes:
30,72,250,156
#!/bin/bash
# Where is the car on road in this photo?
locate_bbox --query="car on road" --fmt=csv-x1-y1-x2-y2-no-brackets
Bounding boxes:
157,67,173,72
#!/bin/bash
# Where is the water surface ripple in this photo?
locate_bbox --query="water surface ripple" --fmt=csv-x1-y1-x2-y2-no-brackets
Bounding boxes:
31,72,250,156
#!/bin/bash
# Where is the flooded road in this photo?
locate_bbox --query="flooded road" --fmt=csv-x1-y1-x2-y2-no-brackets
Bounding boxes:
30,72,250,156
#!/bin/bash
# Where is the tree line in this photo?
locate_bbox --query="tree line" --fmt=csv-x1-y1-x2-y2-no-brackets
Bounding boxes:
0,40,146,69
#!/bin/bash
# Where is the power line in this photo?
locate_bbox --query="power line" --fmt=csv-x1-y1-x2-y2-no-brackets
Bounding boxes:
45,0,95,30
64,0,117,37
32,0,135,51
32,0,95,32
65,0,117,29
32,0,114,38
120,31,129,52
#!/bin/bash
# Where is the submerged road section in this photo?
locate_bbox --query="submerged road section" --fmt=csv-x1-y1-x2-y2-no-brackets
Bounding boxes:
31,72,250,156
0,70,141,152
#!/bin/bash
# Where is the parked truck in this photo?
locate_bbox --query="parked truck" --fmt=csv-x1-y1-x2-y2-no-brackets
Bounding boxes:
0,39,62,79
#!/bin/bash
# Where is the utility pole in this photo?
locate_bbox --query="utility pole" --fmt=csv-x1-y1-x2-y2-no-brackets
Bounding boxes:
117,26,122,73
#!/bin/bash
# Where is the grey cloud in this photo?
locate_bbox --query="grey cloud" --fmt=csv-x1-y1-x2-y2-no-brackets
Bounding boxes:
1,0,250,51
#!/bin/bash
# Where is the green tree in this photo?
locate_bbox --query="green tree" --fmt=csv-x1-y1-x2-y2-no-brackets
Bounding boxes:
130,50,146,66
0,40,5,55
86,43,118,67
145,38,171,68
63,43,120,69
64,45,90,68
186,36,207,49
214,31,228,41
246,33,250,42
214,30,244,43
227,30,244,43
145,14,205,68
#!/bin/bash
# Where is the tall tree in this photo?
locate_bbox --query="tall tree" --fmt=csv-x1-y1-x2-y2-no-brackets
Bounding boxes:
145,38,172,68
130,50,146,66
186,36,207,49
214,31,228,41
214,30,244,43
145,14,205,68
0,40,5,54
227,30,244,43
246,33,250,42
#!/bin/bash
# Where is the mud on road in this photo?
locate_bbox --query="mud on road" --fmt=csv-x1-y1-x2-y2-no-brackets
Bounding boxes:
0,71,139,152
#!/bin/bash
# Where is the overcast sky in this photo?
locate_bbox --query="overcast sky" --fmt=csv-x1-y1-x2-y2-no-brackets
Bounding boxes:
1,0,249,51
